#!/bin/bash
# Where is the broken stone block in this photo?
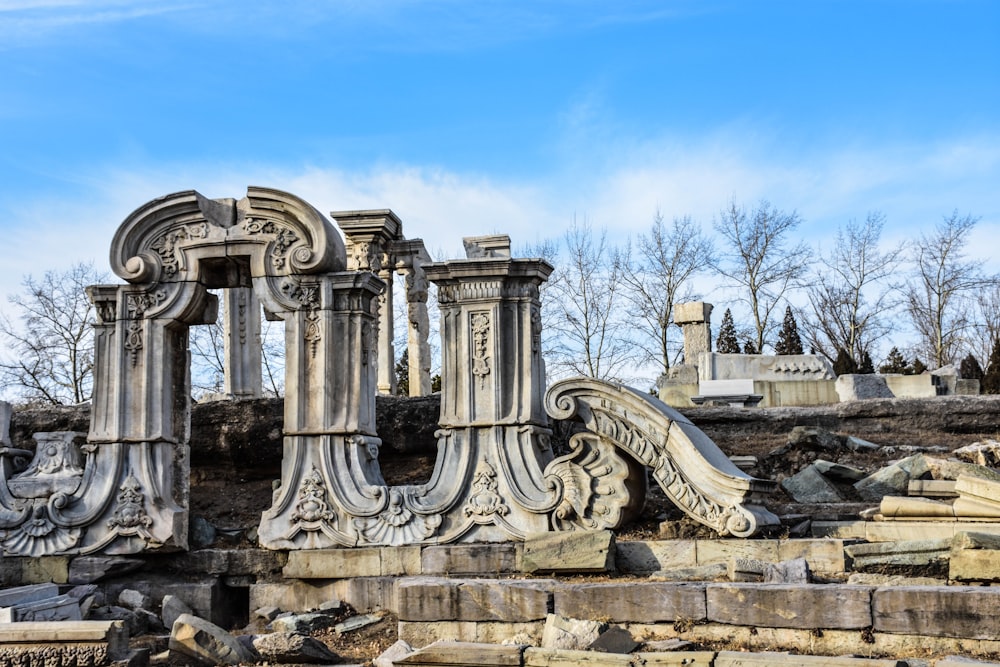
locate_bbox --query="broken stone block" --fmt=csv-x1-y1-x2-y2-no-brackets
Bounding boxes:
907,479,957,498
845,538,952,572
397,640,525,666
68,556,145,584
844,435,880,451
162,594,194,630
0,593,81,622
587,626,640,654
926,457,1000,483
835,373,894,401
253,605,281,621
522,530,615,574
649,563,727,582
764,557,811,584
334,611,384,634
170,613,258,665
781,465,844,503
953,474,1000,517
270,610,340,634
813,459,867,482
954,439,1000,467
727,556,768,582
949,531,1000,582
854,455,931,501
787,426,844,451
374,639,414,667
117,588,151,612
540,613,608,650
0,582,59,608
252,631,343,664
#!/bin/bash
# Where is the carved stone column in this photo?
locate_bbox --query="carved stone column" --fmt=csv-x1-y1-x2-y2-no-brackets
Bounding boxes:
223,287,263,398
334,210,403,396
393,239,433,397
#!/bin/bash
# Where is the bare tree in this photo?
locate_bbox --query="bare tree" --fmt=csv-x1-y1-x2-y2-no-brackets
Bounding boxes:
905,211,985,368
804,212,904,366
971,281,1000,369
543,218,634,381
0,262,108,405
714,200,811,353
615,212,714,374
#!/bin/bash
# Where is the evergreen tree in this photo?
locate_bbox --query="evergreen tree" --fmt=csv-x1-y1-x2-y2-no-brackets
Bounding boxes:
775,305,804,355
879,347,910,374
858,350,875,374
983,339,1000,394
911,357,928,375
742,337,759,355
394,349,410,396
960,353,985,381
833,348,858,375
716,308,740,353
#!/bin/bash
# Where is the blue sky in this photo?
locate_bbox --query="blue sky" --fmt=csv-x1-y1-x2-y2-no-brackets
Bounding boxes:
1,0,998,346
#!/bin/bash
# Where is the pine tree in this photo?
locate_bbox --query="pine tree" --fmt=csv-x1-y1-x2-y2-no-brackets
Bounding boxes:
879,347,910,374
394,349,410,396
775,305,804,355
833,348,858,375
982,340,1000,394
742,337,759,355
911,357,928,375
858,350,875,374
716,308,740,353
960,353,985,381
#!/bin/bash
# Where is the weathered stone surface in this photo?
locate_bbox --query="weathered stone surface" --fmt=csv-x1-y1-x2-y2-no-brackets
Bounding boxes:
588,626,640,654
873,585,1000,638
250,581,340,614
0,593,81,623
283,547,413,578
68,556,144,584
846,573,944,586
398,620,545,647
935,658,1000,666
954,474,1000,517
103,576,230,628
930,458,1000,483
170,613,257,665
649,563,727,581
335,612,384,634
526,647,633,665
333,576,397,613
615,540,697,573
763,558,810,584
0,583,59,607
781,465,844,503
907,479,957,497
777,539,847,575
696,539,780,565
396,640,525,665
397,577,552,622
271,611,340,634
421,544,519,575
522,530,614,573
787,426,844,452
812,459,867,482
727,557,768,582
836,374,895,401
252,631,343,664
707,583,873,629
715,651,904,666
374,639,414,667
854,455,930,501
954,439,1000,467
554,582,707,623
541,614,608,650
117,588,151,612
951,549,1000,581
845,538,951,571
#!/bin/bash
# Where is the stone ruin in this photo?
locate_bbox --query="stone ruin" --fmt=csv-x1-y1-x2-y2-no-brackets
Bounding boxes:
0,187,778,559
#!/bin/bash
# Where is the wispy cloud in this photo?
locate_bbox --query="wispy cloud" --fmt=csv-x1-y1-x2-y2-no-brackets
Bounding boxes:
0,0,193,47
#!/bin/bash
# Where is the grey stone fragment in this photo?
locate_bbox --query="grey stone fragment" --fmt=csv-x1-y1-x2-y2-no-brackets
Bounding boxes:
334,612,384,634
836,373,894,400
854,454,931,501
813,459,868,482
162,594,194,630
118,588,151,612
781,465,844,503
649,563,727,581
170,613,258,665
925,456,1000,482
374,639,413,667
642,638,694,652
787,426,844,451
189,517,217,549
540,614,608,650
587,626,639,654
90,605,147,636
522,530,615,574
254,605,282,621
68,556,144,584
252,631,343,664
271,611,339,634
844,435,880,451
763,557,811,584
846,538,951,571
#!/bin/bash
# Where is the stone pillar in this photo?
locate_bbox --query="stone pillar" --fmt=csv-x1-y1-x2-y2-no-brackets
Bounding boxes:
393,239,433,397
674,302,714,366
334,210,403,396
222,287,262,398
0,400,10,446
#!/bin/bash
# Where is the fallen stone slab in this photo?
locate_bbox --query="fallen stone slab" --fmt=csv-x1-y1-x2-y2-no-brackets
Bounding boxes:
161,594,194,630
395,640,525,666
836,373,894,401
728,556,769,582
252,631,343,664
170,612,258,665
587,626,639,654
270,610,341,634
0,592,81,623
813,459,867,482
334,611,384,634
953,474,1000,517
854,455,930,501
374,639,414,667
2,623,141,666
522,530,615,574
0,582,59,608
715,651,904,666
845,538,951,571
781,465,845,504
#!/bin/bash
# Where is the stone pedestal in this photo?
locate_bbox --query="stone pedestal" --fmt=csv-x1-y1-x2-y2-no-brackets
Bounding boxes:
673,302,713,366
